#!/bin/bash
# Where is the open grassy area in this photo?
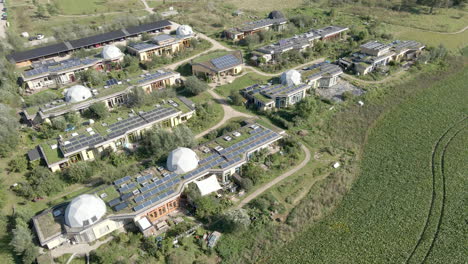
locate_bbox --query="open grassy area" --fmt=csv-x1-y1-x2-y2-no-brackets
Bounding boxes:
388,24,468,52
214,72,272,97
53,0,144,15
268,62,468,263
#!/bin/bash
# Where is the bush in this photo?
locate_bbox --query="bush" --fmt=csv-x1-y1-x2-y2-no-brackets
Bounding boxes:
8,155,28,173
88,102,109,120
229,90,244,106
63,162,94,183
184,76,208,95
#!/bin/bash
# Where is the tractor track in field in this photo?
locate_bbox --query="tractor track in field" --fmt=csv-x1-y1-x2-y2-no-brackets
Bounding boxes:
405,116,467,264
422,122,467,263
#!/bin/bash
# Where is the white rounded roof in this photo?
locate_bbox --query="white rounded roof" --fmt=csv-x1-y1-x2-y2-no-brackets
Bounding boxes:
281,70,302,86
167,147,199,174
176,25,194,37
65,85,92,103
101,45,123,60
65,194,106,228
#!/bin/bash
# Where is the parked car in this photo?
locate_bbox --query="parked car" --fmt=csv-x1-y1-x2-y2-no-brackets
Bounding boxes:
28,36,37,41
37,34,44,40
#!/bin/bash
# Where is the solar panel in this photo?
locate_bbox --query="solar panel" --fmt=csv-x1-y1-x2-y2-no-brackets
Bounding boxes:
136,71,172,84
120,192,133,200
106,79,119,86
211,54,241,71
108,198,121,207
118,182,137,193
114,202,128,212
114,176,131,186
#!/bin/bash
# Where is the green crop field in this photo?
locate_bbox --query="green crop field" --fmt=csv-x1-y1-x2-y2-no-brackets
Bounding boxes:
53,0,144,15
268,64,468,263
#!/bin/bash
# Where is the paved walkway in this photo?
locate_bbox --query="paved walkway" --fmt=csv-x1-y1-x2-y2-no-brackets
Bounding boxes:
195,89,254,138
236,144,311,208
50,236,114,258
140,0,154,14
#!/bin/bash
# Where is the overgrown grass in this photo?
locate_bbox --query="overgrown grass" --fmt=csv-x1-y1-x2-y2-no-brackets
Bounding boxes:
268,60,468,263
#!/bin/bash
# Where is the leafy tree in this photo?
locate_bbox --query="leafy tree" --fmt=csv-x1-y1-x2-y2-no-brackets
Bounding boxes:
10,222,33,254
184,76,208,95
294,97,317,119
127,87,147,107
36,4,48,18
22,246,39,264
240,177,253,191
88,102,109,120
8,155,28,173
194,196,220,219
229,90,244,106
218,208,251,233
242,162,264,184
51,116,67,131
46,3,59,16
39,123,55,139
64,112,80,126
122,55,140,74
0,104,19,157
76,69,105,87
64,162,94,183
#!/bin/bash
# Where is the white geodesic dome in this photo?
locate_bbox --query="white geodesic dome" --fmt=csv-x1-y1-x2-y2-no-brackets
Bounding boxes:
65,194,106,228
280,70,302,86
167,147,199,174
65,85,92,103
101,45,123,60
176,25,194,37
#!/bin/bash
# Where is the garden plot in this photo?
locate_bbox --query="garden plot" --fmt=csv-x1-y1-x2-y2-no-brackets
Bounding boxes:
315,79,365,102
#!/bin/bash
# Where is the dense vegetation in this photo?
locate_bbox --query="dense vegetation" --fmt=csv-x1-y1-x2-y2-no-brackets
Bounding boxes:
268,60,467,263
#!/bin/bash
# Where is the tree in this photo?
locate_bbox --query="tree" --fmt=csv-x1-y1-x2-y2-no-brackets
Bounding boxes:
46,3,59,16
242,162,264,184
240,177,253,191
0,104,19,157
8,155,28,173
229,90,244,106
22,246,39,264
52,116,67,131
76,69,105,87
122,55,140,74
194,196,220,219
184,76,208,95
10,222,33,254
36,4,48,18
64,112,80,126
219,208,251,232
127,87,147,107
64,162,94,183
88,102,109,120
294,97,317,119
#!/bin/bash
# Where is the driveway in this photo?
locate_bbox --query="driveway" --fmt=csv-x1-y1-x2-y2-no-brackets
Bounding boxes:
0,1,6,39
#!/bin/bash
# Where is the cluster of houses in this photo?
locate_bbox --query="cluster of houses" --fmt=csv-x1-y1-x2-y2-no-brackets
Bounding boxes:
5,11,428,253
339,40,425,75
252,25,349,64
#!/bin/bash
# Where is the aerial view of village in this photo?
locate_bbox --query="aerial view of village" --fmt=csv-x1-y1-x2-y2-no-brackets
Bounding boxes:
0,0,466,263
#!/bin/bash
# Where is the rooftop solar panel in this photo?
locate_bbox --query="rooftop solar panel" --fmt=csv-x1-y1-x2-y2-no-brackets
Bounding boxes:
211,54,241,71
108,198,121,207
114,202,128,212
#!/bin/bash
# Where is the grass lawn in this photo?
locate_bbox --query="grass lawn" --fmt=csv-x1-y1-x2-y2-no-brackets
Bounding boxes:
48,0,144,15
186,91,224,135
268,62,468,263
227,0,304,12
388,24,468,52
214,72,272,97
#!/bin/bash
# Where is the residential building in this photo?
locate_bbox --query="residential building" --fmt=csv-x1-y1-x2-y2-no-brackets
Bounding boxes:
21,46,124,93
32,122,283,249
21,69,181,125
304,62,343,88
191,51,244,80
30,95,195,172
224,11,288,41
241,83,311,110
8,20,174,67
252,26,348,63
338,40,425,75
127,25,194,61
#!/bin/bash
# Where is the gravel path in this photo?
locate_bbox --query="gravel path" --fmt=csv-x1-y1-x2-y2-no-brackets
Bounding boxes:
235,144,311,209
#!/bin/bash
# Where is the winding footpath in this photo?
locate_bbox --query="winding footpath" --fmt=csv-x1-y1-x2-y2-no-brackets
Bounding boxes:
236,144,311,209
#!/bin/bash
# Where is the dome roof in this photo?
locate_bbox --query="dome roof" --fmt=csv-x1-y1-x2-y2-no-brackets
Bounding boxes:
176,25,194,37
101,45,123,60
65,194,106,228
269,10,285,19
280,70,302,86
65,85,92,103
167,147,199,174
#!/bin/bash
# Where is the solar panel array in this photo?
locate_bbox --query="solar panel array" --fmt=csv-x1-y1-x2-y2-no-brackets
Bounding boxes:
137,173,153,183
219,156,243,169
211,54,241,71
118,182,137,193
106,115,147,138
130,42,157,51
136,71,173,84
266,84,309,97
114,176,131,186
120,192,134,201
114,202,128,212
133,189,176,212
139,107,179,123
61,133,105,155
106,79,119,86
24,58,100,78
108,198,121,207
134,177,181,204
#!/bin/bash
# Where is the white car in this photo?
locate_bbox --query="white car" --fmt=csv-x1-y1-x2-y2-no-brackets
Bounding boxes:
37,34,45,40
